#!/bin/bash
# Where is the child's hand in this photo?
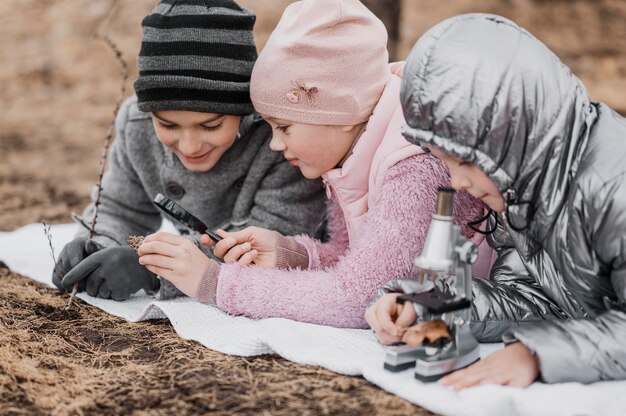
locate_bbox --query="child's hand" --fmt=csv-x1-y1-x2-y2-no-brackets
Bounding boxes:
138,232,211,298
207,226,279,267
199,229,230,247
439,342,540,390
51,237,101,291
365,293,417,344
60,246,159,300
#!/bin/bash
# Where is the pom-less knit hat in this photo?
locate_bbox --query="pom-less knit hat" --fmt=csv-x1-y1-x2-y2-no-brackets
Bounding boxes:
250,0,390,125
134,0,257,115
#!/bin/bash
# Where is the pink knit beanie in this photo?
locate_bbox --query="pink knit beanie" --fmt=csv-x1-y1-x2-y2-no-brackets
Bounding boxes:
250,0,390,125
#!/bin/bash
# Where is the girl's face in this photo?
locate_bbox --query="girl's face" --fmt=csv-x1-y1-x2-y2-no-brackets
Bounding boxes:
263,116,360,179
427,146,505,213
152,111,241,172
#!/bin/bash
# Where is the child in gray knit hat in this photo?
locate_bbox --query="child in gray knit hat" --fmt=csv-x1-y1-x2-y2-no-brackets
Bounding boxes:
52,0,326,301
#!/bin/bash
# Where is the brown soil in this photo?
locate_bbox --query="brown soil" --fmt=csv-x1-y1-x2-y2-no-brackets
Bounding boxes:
1,0,624,414
0,269,425,415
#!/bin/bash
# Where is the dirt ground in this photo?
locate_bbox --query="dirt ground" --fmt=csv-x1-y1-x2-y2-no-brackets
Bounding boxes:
0,270,424,415
1,0,625,414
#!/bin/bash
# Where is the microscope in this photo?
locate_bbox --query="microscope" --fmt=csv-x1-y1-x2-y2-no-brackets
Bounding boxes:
383,187,481,381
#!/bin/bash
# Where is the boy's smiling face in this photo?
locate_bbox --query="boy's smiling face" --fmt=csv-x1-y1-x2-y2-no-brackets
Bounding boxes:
152,111,241,172
427,145,505,213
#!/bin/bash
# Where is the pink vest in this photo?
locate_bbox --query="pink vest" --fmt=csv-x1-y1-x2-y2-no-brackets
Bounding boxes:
322,75,421,243
322,75,494,278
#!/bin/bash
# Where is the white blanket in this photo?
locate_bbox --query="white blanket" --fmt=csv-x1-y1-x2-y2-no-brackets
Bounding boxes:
1,223,624,416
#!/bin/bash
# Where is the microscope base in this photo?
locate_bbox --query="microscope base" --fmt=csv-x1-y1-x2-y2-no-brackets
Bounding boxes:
384,361,416,372
383,343,424,372
414,343,481,382
415,357,479,382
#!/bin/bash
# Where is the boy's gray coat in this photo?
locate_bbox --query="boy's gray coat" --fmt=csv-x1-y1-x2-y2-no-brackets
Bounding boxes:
77,96,326,249
399,14,626,383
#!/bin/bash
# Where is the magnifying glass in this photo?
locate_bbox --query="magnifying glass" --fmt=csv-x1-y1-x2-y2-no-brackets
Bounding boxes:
153,193,222,243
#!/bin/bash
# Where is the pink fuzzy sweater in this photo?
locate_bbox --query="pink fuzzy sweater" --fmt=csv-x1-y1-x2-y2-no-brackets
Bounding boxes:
214,153,484,328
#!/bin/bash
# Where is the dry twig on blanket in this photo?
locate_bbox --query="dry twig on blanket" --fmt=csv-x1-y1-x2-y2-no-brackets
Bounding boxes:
42,222,56,261
42,221,62,283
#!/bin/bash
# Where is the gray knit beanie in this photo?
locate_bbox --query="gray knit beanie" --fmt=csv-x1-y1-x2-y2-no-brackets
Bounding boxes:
133,0,257,115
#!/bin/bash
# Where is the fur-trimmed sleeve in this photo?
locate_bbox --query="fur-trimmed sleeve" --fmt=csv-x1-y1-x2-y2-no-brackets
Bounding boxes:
292,195,349,270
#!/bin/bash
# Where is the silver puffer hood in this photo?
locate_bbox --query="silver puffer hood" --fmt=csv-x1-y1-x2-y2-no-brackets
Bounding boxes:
400,14,597,243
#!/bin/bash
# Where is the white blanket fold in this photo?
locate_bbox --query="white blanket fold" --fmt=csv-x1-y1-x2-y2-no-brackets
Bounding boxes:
1,224,623,416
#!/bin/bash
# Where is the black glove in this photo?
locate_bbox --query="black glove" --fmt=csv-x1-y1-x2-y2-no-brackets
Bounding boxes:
60,246,160,301
52,237,101,292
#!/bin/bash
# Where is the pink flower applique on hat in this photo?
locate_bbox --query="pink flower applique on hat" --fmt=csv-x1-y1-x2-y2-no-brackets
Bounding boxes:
286,78,318,105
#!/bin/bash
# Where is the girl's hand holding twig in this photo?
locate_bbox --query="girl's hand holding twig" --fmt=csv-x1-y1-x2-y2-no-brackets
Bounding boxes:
138,232,210,297
204,227,279,267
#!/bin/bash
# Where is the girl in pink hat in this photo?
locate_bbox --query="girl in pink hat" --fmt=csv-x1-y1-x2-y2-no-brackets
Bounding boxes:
138,0,491,328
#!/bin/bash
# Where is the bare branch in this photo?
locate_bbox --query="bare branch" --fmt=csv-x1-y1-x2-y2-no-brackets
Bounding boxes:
96,0,121,36
67,33,129,308
42,221,62,281
86,34,129,240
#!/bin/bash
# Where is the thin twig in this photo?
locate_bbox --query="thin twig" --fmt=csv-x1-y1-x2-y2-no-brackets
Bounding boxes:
96,0,120,36
86,35,129,239
43,222,76,312
42,221,63,282
67,33,129,308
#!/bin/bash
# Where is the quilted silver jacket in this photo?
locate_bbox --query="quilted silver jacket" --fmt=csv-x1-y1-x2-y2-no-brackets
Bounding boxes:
396,14,626,383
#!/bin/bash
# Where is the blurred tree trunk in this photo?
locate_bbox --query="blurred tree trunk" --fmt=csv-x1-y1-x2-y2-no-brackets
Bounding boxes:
361,0,402,61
